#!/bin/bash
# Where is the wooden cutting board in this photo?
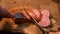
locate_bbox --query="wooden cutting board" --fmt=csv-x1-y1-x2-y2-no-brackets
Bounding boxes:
0,0,60,34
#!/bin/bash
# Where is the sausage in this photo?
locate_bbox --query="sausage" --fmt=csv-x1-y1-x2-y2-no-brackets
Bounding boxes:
39,10,50,27
14,8,42,24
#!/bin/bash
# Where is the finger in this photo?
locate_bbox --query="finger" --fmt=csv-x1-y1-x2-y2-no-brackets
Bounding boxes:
32,9,42,21
7,18,16,25
21,9,31,20
25,9,36,20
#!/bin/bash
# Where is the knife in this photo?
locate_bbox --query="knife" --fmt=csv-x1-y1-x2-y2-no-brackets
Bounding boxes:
23,8,46,34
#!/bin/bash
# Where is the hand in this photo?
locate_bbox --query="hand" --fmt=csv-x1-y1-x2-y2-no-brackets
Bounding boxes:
9,6,42,21
9,6,50,27
22,8,42,21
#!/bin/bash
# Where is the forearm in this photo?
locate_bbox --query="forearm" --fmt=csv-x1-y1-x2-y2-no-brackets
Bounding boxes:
7,18,18,29
0,18,7,30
